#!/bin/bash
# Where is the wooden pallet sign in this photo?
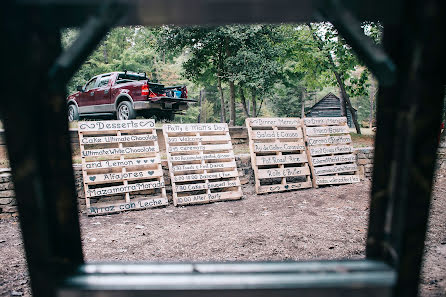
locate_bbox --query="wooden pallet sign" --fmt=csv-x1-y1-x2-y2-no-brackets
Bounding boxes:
303,117,360,186
77,120,167,216
163,123,243,206
246,118,313,194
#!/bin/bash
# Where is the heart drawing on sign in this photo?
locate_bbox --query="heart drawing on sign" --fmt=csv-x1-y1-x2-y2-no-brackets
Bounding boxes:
284,185,289,189
150,159,154,163
144,160,148,163
89,176,96,181
136,160,141,164
148,171,154,176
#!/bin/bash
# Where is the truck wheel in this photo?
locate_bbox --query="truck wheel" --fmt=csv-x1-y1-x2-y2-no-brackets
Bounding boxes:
117,101,135,120
68,104,79,122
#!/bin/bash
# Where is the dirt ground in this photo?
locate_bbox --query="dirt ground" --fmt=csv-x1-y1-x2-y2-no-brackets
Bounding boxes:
0,169,445,297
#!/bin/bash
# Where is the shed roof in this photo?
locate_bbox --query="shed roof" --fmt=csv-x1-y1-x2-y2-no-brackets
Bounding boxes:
307,92,357,112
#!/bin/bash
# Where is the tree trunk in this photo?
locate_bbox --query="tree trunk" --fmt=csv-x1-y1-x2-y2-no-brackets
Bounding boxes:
202,89,207,123
301,88,306,118
251,91,257,117
247,96,251,115
229,81,236,126
197,89,202,123
334,71,361,134
369,90,375,128
257,96,264,116
217,75,226,123
308,23,361,134
240,87,250,118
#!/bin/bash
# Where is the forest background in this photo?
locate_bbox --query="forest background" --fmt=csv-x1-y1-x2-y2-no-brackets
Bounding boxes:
62,23,405,134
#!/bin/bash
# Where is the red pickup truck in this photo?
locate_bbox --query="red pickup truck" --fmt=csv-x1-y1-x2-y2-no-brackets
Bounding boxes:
66,71,195,121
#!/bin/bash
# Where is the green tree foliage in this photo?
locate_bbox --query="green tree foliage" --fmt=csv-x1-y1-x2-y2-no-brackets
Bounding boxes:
61,23,381,127
63,27,164,94
159,25,284,125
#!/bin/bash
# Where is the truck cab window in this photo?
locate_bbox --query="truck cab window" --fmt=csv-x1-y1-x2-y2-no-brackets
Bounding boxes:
85,78,98,91
98,76,111,88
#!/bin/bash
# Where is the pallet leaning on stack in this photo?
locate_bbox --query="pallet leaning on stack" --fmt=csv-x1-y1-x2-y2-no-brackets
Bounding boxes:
246,118,313,194
77,119,167,216
303,117,360,186
163,123,243,206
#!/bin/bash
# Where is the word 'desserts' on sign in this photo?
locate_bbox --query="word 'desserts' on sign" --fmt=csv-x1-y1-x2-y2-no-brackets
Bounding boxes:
163,123,243,206
246,117,313,194
78,119,167,216
303,117,360,187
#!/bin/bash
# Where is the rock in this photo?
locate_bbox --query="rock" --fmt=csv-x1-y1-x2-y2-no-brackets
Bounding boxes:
90,238,97,242
2,206,18,213
0,198,13,205
357,159,371,165
0,213,12,219
0,183,13,191
0,190,14,198
135,225,145,229
0,175,12,183
10,291,23,296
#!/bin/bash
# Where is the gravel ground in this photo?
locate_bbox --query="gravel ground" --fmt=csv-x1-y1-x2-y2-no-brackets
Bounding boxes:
0,169,444,297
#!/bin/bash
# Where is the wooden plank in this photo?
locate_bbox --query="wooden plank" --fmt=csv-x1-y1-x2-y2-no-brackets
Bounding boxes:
257,165,310,179
175,180,240,192
311,154,356,166
167,135,230,143
176,190,242,205
257,181,312,194
172,171,239,183
78,119,167,216
309,145,353,156
163,123,228,133
84,169,163,184
314,163,358,176
305,125,350,136
169,152,234,162
307,135,352,146
163,122,242,206
83,157,160,170
79,119,155,132
172,161,236,172
251,129,303,140
80,134,157,145
87,197,168,216
253,141,305,152
168,143,232,153
85,180,165,198
246,118,302,127
303,116,359,187
304,117,347,126
316,175,360,185
81,146,157,158
255,153,307,166
246,117,314,194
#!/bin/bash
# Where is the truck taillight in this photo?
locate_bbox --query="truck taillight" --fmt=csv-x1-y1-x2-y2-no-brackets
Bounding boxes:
142,83,149,96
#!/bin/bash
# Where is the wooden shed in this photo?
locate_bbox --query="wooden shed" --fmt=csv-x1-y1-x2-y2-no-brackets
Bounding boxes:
305,92,356,128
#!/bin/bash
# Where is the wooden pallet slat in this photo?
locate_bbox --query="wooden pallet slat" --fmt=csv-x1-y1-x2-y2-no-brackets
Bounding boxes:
303,117,360,186
78,119,167,216
255,153,307,166
163,123,243,206
246,117,313,194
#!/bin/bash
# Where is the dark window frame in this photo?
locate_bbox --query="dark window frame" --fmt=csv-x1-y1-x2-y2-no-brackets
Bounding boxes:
1,1,444,297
